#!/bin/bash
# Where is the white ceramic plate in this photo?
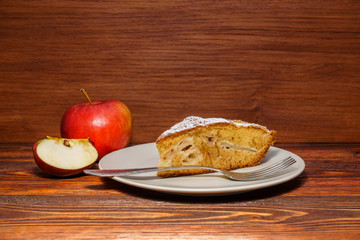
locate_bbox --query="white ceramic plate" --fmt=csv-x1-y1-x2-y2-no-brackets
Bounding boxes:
99,143,305,196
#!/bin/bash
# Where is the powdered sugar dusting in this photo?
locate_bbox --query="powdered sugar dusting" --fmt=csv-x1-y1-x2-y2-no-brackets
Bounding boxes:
157,116,269,141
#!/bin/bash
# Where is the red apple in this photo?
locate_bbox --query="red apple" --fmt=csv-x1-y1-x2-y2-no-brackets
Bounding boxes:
60,89,132,159
33,136,98,177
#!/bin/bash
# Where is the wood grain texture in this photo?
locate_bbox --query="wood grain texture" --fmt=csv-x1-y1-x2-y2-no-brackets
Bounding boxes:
0,143,359,239
0,0,359,144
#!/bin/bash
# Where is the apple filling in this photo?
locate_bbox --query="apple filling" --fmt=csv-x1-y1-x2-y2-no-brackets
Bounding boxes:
158,133,260,169
158,136,204,167
218,141,258,153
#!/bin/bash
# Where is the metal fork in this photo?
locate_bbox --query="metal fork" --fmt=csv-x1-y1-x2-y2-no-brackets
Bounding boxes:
84,156,296,181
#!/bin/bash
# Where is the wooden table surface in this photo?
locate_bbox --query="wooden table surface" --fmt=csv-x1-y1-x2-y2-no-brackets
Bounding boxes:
1,143,359,239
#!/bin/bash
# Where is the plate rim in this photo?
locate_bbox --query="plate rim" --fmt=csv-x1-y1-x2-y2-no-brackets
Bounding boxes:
99,143,305,196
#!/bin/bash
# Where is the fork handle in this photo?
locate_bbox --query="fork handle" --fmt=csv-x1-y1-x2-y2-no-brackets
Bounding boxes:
84,166,216,177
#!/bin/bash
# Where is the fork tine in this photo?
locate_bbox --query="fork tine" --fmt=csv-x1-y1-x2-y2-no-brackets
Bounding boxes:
243,157,296,178
246,160,296,179
242,157,296,178
243,159,296,179
241,156,291,176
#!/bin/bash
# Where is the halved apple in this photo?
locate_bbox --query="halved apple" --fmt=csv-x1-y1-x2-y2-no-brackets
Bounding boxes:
33,136,98,177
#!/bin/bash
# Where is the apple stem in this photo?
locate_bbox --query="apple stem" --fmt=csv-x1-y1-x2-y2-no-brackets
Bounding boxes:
80,88,92,105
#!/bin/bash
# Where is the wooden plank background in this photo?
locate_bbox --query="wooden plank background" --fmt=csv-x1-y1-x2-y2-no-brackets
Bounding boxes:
0,0,359,144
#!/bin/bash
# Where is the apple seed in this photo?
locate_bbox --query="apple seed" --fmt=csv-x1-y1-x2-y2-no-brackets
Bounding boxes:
63,139,71,147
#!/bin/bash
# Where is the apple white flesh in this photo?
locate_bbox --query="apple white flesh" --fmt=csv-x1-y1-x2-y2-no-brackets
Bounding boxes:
33,137,98,177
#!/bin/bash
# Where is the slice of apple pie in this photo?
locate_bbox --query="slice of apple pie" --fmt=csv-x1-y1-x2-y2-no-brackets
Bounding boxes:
156,116,277,177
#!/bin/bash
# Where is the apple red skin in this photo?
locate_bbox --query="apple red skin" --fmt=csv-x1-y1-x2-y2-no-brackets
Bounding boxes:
32,141,95,177
60,100,132,160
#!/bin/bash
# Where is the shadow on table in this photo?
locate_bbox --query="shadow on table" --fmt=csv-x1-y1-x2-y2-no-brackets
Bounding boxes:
32,167,86,179
88,171,308,204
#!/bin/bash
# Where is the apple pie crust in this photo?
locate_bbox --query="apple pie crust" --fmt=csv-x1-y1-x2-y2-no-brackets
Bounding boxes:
156,116,277,177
